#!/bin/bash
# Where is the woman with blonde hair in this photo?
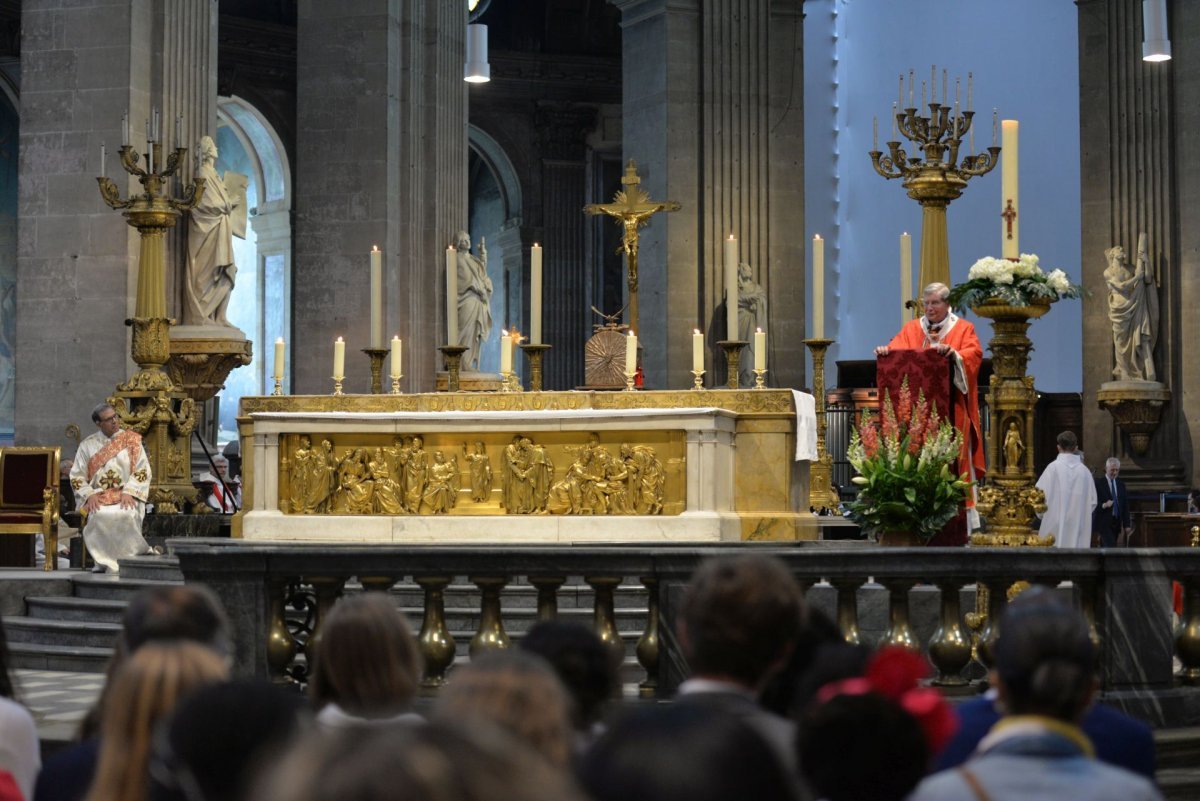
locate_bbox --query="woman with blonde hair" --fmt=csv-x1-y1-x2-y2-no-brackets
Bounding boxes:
83,641,228,801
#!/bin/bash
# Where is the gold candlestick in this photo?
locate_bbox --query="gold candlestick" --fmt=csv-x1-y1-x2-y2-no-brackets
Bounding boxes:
753,368,767,389
362,348,388,394
390,375,403,395
272,378,283,396
519,343,552,392
691,369,705,390
624,371,636,392
439,345,467,392
500,371,518,393
803,337,839,511
716,340,748,389
331,376,344,396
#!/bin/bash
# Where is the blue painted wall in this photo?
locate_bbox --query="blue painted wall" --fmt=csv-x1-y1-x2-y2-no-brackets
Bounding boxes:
804,0,1081,392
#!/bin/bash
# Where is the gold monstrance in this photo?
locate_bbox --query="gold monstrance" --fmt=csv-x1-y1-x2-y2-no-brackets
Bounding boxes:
584,160,681,335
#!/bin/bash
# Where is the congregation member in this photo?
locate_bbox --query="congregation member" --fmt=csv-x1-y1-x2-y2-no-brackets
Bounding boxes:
519,620,620,748
1035,430,1097,548
69,403,157,573
1093,456,1132,547
0,621,39,801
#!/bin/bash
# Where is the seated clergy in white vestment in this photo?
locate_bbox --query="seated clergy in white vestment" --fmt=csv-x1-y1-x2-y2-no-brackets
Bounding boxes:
1036,430,1097,549
69,403,154,572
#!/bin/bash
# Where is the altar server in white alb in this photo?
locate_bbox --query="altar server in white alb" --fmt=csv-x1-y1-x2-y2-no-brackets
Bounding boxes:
70,403,155,572
1036,430,1097,548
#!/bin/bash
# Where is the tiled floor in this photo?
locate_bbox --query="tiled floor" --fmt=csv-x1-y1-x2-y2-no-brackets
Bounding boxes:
12,668,105,743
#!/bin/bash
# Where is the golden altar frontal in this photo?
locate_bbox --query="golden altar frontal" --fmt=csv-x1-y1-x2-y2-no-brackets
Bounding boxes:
235,390,813,543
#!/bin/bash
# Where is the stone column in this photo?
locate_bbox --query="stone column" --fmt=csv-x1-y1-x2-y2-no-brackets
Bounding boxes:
610,0,805,390
295,0,466,394
1078,0,1190,486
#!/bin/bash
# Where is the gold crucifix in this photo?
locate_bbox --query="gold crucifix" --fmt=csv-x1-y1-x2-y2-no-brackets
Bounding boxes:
584,160,681,334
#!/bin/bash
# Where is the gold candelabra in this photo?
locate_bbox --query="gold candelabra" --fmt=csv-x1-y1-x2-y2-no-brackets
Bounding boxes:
439,345,467,392
362,348,389,394
803,338,840,511
869,69,1000,290
519,343,551,392
717,340,747,390
691,369,705,390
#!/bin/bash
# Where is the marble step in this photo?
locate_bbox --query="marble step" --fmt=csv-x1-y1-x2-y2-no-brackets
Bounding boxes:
116,556,184,582
1155,726,1200,771
1,615,121,649
5,641,113,672
25,596,127,624
70,574,187,602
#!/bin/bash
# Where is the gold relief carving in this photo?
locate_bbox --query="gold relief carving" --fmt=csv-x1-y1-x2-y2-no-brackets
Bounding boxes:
463,441,493,502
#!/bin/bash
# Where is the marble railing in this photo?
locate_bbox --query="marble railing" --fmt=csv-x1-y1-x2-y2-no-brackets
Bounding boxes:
170,540,1200,726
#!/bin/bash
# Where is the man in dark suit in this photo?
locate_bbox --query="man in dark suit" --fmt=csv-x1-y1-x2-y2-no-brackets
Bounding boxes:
1093,457,1132,547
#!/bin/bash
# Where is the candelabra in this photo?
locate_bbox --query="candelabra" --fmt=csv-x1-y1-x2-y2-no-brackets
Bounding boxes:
869,69,999,291
717,340,747,390
519,343,551,392
439,345,467,392
803,338,840,511
362,348,389,394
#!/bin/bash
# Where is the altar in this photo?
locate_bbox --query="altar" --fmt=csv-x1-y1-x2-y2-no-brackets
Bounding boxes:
234,389,815,543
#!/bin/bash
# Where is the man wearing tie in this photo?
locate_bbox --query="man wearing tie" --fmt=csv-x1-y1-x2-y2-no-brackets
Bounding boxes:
1093,457,1131,547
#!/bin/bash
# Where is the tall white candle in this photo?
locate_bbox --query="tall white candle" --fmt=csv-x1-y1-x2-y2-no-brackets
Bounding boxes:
901,231,913,324
724,235,739,341
122,111,129,147
531,243,543,344
99,143,106,178
273,338,285,381
500,330,512,374
333,337,345,379
390,336,402,378
370,246,383,348
445,245,458,345
754,328,766,371
812,235,825,339
1001,119,1019,258
692,329,703,373
625,332,637,375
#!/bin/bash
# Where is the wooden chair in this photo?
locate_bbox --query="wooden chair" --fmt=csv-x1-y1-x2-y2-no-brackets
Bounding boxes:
0,446,61,571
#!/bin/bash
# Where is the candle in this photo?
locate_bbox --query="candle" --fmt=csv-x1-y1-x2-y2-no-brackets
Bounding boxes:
931,65,936,103
692,328,703,373
99,143,106,178
445,245,458,345
898,74,904,109
500,330,512,374
968,72,973,111
872,116,878,151
892,103,898,139
273,338,285,381
122,110,129,147
908,69,914,107
625,331,637,376
370,246,382,348
812,235,825,339
531,243,543,344
1001,119,1020,258
901,232,913,324
956,77,961,107
390,336,402,378
921,81,926,110
333,337,345,379
754,328,766,371
992,109,998,145
942,69,948,105
724,234,739,341
174,114,181,149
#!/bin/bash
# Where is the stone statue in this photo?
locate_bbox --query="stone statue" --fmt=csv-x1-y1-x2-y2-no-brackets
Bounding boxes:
455,231,493,371
1003,422,1025,475
184,136,242,327
737,262,768,386
1104,235,1159,382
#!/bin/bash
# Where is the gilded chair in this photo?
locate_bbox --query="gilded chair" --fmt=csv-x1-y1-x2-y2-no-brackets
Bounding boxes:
0,446,61,571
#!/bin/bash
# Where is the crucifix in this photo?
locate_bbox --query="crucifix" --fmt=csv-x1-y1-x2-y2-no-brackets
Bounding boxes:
1001,199,1017,240
584,160,681,334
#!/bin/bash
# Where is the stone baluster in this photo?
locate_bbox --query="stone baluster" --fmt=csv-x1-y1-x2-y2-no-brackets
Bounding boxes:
832,578,861,645
360,575,399,594
530,576,566,622
586,576,625,663
929,580,971,686
266,578,297,684
1075,576,1103,652
881,579,918,650
636,575,660,698
302,576,347,667
469,576,511,657
1176,578,1200,686
416,576,456,688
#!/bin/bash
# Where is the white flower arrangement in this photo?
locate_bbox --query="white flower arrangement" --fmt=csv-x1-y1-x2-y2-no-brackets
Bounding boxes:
950,252,1083,310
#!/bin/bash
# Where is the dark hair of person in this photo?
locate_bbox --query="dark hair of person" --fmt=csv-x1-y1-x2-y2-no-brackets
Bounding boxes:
797,692,928,801
308,593,422,718
518,620,619,730
578,703,798,801
1056,430,1078,450
993,590,1096,721
680,555,805,687
759,606,846,716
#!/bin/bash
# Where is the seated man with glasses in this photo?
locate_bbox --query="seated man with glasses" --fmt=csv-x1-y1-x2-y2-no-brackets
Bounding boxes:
69,402,156,572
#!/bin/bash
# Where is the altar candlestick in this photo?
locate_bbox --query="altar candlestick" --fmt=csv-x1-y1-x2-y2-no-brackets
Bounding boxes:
724,234,739,340
500,330,512,374
273,338,285,381
1002,119,1019,258
390,336,402,378
754,328,766,371
333,337,345,379
370,246,382,348
692,329,703,373
445,246,458,345
531,243,543,344
812,235,825,339
901,232,912,324
625,331,637,375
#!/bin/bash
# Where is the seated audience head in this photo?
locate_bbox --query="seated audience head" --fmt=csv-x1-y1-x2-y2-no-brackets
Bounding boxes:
993,588,1097,722
85,641,228,801
120,584,232,658
518,620,619,732
1055,430,1079,453
680,554,804,691
308,593,422,720
578,703,798,801
434,649,574,768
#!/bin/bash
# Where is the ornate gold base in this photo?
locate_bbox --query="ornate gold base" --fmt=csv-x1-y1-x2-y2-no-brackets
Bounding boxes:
753,368,767,390
803,338,839,510
109,388,198,515
332,377,344,396
390,376,403,395
624,372,636,392
520,343,552,392
716,340,747,389
439,345,468,392
363,348,389,395
691,370,704,390
272,379,283,396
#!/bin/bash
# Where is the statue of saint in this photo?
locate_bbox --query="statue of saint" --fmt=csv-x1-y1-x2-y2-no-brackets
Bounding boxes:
184,136,242,327
1003,422,1025,475
463,441,493,503
1104,235,1159,382
455,231,493,371
737,262,768,387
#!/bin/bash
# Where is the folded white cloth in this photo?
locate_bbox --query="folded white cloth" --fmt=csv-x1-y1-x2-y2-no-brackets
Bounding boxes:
793,390,818,461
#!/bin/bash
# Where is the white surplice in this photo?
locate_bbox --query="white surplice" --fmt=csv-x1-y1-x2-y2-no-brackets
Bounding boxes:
1036,452,1098,548
70,429,152,571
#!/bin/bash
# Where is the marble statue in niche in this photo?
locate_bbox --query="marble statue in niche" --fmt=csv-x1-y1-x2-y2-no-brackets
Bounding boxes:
1103,234,1159,383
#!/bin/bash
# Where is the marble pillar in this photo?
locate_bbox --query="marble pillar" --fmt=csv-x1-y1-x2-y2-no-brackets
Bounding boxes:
610,0,805,391
1078,0,1191,487
295,0,467,395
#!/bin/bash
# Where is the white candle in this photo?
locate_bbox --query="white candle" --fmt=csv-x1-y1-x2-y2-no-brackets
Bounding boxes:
445,245,458,345
333,337,345,379
908,70,914,107
898,74,904,109
99,143,106,178
531,243,543,344
873,116,878,151
968,72,973,112
370,246,382,348
812,235,825,339
900,232,913,324
1001,119,1019,258
892,103,898,139
273,338,285,381
122,110,129,147
692,329,703,373
754,328,766,371
724,234,739,341
625,332,637,375
931,65,937,103
500,330,512,374
390,336,402,378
